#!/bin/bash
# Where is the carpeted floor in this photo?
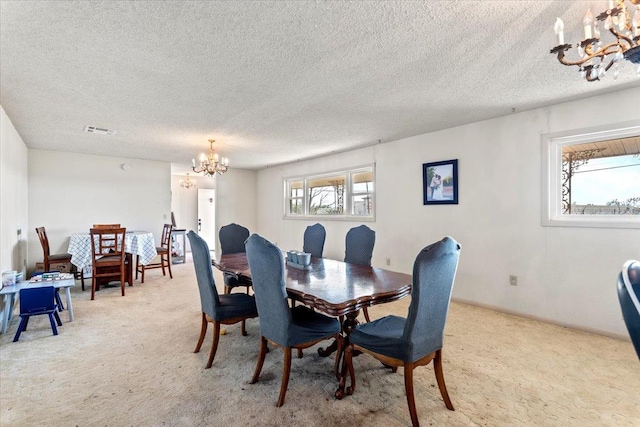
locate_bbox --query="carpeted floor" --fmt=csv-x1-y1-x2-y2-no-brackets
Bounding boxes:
1,259,639,426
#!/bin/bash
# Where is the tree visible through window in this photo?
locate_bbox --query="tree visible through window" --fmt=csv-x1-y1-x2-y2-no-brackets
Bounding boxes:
562,136,640,216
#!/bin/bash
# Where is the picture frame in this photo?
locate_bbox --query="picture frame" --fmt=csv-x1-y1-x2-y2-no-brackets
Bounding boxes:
423,159,458,205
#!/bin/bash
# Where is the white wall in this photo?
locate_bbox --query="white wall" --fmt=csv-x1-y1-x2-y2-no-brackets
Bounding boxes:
0,105,28,276
215,168,257,250
256,88,640,338
28,150,171,272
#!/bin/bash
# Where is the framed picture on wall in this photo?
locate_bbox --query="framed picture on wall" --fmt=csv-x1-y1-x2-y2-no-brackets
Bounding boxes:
423,159,458,205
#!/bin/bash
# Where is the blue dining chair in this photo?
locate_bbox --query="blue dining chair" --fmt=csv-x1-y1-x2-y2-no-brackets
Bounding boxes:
13,286,62,342
303,223,326,258
219,223,252,294
188,231,258,369
345,224,376,322
343,237,461,427
245,233,342,407
618,260,640,360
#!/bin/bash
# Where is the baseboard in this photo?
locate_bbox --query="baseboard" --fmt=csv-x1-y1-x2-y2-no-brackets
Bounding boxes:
451,297,631,342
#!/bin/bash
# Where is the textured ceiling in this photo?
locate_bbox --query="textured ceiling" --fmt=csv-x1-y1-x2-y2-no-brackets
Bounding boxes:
1,1,639,171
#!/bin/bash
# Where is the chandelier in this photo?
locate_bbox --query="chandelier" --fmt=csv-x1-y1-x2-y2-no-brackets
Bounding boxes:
550,0,640,81
180,173,196,189
192,139,229,177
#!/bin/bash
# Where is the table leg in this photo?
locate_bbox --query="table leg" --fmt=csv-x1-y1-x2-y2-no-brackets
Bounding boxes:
64,287,74,322
1,294,14,334
334,310,360,399
126,254,133,285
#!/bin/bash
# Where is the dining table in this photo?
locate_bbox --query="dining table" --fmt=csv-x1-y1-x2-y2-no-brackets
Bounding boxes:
67,231,157,284
212,252,412,398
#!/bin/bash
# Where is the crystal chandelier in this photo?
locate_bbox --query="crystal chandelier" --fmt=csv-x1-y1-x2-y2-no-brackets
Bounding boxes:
192,139,229,177
550,0,640,81
180,173,196,189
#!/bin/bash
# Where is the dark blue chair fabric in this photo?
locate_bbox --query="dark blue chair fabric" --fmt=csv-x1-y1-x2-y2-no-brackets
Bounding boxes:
13,286,62,342
245,233,340,347
303,223,326,258
188,230,257,322
349,237,461,362
219,223,251,290
618,260,640,360
219,223,250,255
344,225,375,266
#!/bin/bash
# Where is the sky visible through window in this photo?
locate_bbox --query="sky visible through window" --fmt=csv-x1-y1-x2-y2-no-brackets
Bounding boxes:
571,154,640,205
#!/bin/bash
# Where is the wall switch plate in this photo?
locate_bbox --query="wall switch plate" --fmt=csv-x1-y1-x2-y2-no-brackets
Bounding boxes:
386,258,391,266
509,275,518,286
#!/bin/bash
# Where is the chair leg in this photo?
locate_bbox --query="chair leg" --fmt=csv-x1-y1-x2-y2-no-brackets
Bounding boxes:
48,313,59,336
241,319,247,336
120,269,126,296
166,254,173,279
135,255,140,280
404,363,419,427
194,313,207,353
363,307,371,322
80,271,85,291
205,321,221,369
161,254,167,277
55,290,65,311
297,348,303,359
276,347,292,407
434,349,454,410
224,285,231,295
13,316,28,342
54,311,62,326
251,336,268,384
91,275,96,300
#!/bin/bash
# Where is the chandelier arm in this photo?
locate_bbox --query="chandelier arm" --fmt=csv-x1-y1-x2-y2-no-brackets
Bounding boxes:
556,42,625,67
607,27,635,47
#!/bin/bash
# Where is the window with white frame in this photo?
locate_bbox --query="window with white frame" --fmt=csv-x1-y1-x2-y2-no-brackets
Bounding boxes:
542,122,640,228
284,165,375,219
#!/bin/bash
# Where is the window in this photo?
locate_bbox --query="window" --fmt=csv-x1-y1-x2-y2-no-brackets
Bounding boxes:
543,122,640,228
284,165,375,219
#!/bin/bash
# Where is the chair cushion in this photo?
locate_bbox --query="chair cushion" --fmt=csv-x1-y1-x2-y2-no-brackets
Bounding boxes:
156,247,168,253
215,293,258,321
95,255,123,264
349,315,410,362
285,305,340,347
48,253,72,262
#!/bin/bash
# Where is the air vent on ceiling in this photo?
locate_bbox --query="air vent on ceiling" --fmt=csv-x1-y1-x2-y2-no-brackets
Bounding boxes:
84,125,117,136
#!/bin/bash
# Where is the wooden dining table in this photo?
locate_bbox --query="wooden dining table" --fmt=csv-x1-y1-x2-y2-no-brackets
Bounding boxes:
212,252,412,398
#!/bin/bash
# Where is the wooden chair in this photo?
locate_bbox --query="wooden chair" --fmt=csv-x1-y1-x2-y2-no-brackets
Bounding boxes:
93,224,121,229
136,224,173,283
188,231,258,369
35,226,84,290
89,227,127,300
342,237,461,427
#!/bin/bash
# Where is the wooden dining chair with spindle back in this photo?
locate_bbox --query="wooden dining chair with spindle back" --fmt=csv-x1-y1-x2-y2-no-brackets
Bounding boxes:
136,224,173,283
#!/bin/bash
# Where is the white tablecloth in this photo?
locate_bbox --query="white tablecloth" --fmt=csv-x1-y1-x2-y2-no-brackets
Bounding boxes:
67,231,158,272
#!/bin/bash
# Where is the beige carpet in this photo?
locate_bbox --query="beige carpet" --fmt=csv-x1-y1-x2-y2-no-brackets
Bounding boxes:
1,259,639,426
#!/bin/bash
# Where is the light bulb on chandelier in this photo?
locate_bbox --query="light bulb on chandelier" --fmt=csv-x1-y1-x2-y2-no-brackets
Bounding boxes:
550,0,640,82
192,139,229,177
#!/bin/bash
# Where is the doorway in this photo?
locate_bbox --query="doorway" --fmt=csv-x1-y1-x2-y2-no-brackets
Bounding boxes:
197,189,216,251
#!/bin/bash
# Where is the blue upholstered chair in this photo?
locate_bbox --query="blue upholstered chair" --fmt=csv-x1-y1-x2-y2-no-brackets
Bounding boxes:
245,233,342,407
618,260,640,360
343,237,461,427
345,224,376,322
188,231,258,369
219,223,252,294
13,286,62,342
303,223,326,258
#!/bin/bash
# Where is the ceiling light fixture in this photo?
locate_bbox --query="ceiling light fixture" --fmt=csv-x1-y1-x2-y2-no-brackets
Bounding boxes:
551,0,640,81
192,139,229,177
180,173,196,189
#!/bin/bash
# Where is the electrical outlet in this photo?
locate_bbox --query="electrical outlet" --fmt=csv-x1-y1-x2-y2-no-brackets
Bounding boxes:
386,258,391,266
509,275,518,286
163,214,167,220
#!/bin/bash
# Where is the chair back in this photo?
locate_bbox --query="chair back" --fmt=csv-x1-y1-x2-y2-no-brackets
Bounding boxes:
187,231,220,318
35,227,50,258
618,260,640,360
160,223,173,249
219,223,250,255
403,237,461,360
303,223,326,258
245,233,292,345
20,286,56,314
90,227,126,259
93,224,122,229
344,225,375,266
